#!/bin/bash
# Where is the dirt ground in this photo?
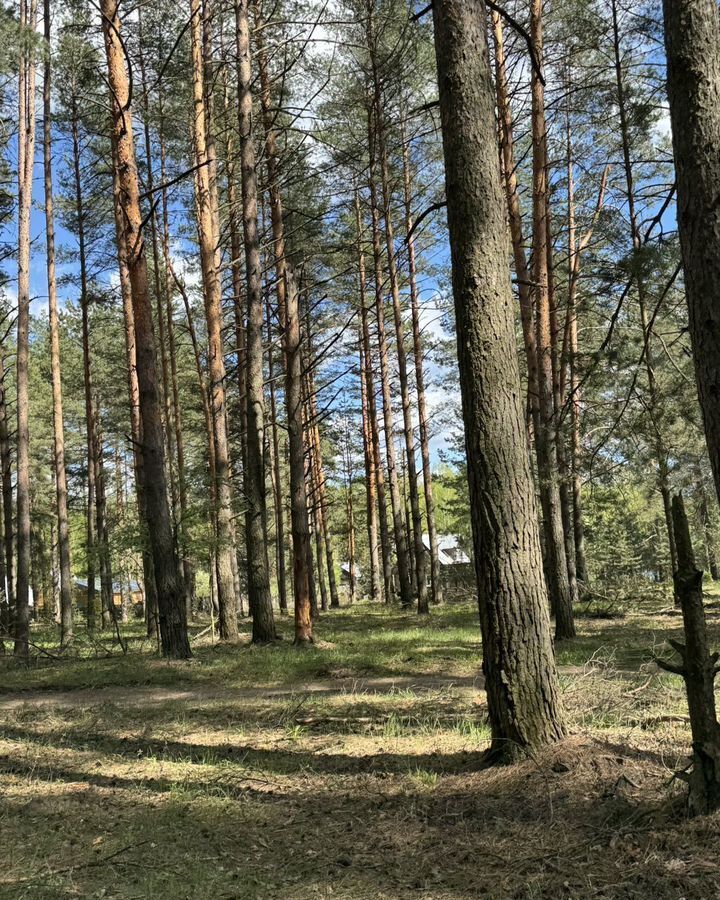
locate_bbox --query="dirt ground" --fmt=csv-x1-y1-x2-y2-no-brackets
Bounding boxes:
1,602,719,899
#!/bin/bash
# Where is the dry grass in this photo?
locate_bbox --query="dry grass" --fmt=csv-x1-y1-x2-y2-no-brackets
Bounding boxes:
1,598,720,898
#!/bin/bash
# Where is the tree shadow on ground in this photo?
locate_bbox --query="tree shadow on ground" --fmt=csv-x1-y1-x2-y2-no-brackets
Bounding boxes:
0,735,713,900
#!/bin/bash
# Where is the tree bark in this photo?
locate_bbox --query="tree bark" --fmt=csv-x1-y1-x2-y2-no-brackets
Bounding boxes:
94,402,114,627
365,15,427,613
235,0,277,642
432,0,566,761
494,13,580,602
657,494,720,816
70,91,97,634
43,0,73,646
190,0,239,641
14,0,38,658
0,349,14,629
306,361,340,609
491,13,540,439
530,0,576,640
111,138,160,642
696,471,719,581
343,412,357,605
563,114,589,587
401,126,442,607
101,0,190,658
158,108,193,617
266,297,289,612
254,1,308,624
355,191,384,603
663,0,720,526
367,101,413,608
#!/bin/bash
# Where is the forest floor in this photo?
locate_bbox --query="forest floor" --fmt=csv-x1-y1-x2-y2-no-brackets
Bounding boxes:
1,591,720,898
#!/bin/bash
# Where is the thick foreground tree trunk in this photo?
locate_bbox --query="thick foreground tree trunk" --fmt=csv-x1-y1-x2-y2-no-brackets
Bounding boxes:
663,0,720,517
101,0,190,658
432,0,566,761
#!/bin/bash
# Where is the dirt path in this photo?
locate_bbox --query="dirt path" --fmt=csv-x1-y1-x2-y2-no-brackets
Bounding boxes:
0,673,485,712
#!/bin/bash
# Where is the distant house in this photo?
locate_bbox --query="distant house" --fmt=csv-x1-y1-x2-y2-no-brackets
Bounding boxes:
74,577,144,614
422,534,473,596
340,561,361,585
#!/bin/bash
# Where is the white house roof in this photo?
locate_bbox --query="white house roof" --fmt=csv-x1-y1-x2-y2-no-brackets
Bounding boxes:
422,534,471,566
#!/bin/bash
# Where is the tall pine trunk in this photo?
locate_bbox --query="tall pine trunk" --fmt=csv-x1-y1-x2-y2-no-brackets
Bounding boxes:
305,359,340,609
367,101,413,608
355,191,384,603
190,0,239,640
365,15,427,612
266,297,288,613
14,0,38,658
42,0,73,646
94,407,114,627
111,147,159,642
101,0,190,658
663,0,720,520
530,0,576,640
235,0,277,642
432,0,566,761
158,108,193,616
0,349,14,627
401,126,442,607
70,92,97,633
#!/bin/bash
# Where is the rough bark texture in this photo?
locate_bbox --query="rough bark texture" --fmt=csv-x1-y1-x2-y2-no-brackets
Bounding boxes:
663,0,720,521
432,0,566,761
43,0,73,646
235,0,277,643
14,0,38,658
101,0,190,659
